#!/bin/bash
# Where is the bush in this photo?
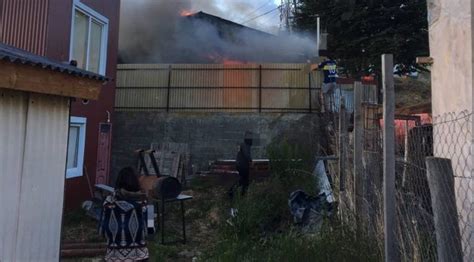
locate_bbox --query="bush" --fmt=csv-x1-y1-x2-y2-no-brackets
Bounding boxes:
202,140,381,261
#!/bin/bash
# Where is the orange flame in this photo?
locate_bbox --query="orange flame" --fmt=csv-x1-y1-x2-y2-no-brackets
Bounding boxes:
180,10,194,16
207,53,246,64
223,59,245,65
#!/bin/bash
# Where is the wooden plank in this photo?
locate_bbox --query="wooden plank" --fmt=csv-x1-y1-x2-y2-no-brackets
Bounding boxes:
338,97,347,191
0,60,103,100
353,82,365,218
416,57,434,65
425,158,463,262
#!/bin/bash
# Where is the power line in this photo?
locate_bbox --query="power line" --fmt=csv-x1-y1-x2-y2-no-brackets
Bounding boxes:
258,10,281,26
239,1,273,22
241,6,281,25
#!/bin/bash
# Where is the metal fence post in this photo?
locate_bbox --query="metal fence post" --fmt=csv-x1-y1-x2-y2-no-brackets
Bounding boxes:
353,81,364,217
259,65,262,113
308,73,312,113
382,54,398,261
339,97,346,191
166,65,172,112
425,157,464,262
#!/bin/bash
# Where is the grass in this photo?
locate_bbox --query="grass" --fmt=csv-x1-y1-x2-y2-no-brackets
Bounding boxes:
201,140,382,262
62,141,382,261
201,175,381,262
62,209,102,243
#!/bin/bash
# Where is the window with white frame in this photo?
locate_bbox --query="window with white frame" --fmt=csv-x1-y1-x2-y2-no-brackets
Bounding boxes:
70,0,108,74
67,117,87,179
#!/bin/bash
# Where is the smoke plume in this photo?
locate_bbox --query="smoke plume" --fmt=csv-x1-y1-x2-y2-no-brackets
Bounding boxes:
119,0,317,63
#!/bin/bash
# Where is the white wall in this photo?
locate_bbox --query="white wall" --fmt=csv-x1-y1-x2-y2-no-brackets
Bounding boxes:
428,0,474,260
0,88,69,261
428,0,473,115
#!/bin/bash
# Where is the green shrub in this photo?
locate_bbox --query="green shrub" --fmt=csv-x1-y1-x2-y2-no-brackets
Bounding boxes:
202,139,381,262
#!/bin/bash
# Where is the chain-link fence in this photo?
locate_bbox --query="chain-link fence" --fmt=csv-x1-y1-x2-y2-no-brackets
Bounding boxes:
333,83,473,261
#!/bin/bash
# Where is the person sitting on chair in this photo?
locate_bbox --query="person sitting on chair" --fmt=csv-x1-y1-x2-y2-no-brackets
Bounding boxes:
99,167,149,262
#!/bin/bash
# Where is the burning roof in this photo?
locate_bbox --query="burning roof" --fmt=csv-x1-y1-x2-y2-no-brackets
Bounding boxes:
119,10,317,64
186,11,275,38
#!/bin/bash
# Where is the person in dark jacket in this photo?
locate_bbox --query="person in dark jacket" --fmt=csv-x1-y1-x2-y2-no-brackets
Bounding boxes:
236,131,253,196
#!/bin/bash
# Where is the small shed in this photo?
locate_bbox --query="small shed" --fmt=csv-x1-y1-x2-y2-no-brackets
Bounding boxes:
0,43,106,261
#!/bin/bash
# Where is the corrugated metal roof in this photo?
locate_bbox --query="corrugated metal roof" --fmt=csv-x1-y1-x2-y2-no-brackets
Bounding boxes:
0,43,108,81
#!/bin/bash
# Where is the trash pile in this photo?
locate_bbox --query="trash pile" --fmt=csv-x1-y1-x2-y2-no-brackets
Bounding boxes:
288,160,336,233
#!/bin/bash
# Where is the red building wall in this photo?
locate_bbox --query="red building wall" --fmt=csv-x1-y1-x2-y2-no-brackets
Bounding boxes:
0,0,120,209
48,0,120,209
0,0,49,55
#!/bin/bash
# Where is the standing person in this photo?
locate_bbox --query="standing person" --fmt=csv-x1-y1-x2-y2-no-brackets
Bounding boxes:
100,167,149,262
236,131,253,196
319,57,338,112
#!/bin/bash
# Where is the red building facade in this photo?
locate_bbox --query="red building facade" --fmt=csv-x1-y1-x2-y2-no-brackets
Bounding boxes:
0,0,120,209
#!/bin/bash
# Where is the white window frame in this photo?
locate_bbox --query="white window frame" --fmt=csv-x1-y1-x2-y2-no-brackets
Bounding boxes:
69,0,109,75
66,116,87,179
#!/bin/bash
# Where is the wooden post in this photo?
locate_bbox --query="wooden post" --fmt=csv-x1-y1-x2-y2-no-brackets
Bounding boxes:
353,81,364,216
382,54,398,261
166,65,172,112
339,97,346,191
425,157,463,262
402,120,410,185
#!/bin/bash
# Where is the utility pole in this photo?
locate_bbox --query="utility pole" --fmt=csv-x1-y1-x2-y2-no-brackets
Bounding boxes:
286,0,290,32
280,0,300,33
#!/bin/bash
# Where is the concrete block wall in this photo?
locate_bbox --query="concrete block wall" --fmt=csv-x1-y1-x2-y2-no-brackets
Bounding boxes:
111,112,320,183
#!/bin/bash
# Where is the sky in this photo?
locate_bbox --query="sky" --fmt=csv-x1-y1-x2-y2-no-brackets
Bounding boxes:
188,0,283,34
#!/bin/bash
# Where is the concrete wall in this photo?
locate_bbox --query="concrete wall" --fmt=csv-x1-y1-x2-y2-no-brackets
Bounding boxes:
428,0,473,115
428,0,473,260
111,112,320,182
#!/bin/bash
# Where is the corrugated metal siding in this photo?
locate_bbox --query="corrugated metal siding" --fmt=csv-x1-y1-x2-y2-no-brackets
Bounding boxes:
0,0,49,55
15,93,69,261
0,89,69,261
0,89,28,261
116,64,323,112
330,84,377,113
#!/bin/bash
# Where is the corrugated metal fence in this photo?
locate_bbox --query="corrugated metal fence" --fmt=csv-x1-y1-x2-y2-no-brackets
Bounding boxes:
116,64,324,113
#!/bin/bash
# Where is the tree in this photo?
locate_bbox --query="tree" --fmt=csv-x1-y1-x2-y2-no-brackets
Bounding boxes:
295,0,429,78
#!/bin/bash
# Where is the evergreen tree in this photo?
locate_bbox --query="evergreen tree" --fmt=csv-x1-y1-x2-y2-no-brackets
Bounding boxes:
296,0,429,77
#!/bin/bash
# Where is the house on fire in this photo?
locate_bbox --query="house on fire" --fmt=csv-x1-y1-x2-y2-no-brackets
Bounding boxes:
0,0,119,260
119,11,317,64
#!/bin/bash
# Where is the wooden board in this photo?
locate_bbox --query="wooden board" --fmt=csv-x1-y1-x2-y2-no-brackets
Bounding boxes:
0,60,103,100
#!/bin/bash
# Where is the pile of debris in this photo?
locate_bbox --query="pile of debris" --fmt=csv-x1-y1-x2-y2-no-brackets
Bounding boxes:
137,142,191,184
207,159,270,177
288,160,336,234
